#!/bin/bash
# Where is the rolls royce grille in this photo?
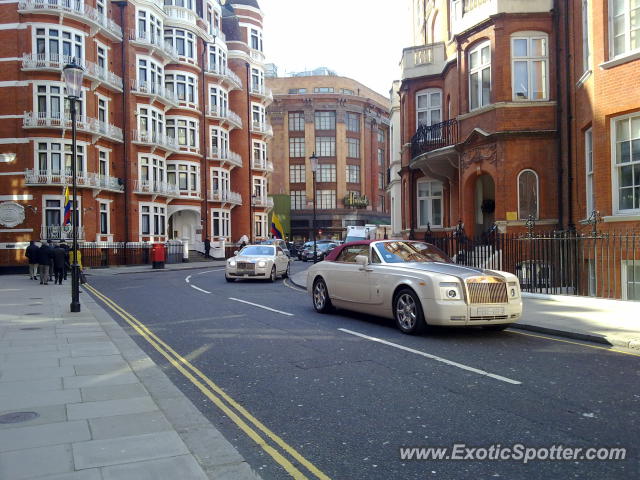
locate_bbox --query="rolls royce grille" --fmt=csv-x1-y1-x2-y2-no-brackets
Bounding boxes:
466,282,508,304
236,262,255,273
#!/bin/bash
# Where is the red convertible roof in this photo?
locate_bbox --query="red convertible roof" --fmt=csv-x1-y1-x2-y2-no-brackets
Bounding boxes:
324,240,376,262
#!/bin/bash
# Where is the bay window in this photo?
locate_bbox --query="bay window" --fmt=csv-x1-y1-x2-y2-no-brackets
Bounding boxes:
211,168,230,195
137,9,163,43
139,155,166,189
137,106,164,140
166,73,197,107
512,33,548,101
165,28,195,61
210,127,229,157
36,141,84,174
137,57,163,89
166,117,198,152
416,88,442,127
253,140,267,168
35,83,83,119
250,28,263,51
140,203,166,236
207,44,228,73
209,85,228,116
469,41,491,110
168,162,199,196
252,103,266,127
212,209,231,238
35,27,83,62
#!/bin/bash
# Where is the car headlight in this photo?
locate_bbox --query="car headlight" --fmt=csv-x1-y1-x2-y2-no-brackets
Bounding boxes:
508,281,519,298
257,260,267,268
439,282,462,301
228,260,236,266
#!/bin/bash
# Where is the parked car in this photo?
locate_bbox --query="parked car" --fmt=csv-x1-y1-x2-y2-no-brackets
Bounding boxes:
306,240,522,334
301,242,337,262
260,238,291,258
226,244,290,282
297,240,334,260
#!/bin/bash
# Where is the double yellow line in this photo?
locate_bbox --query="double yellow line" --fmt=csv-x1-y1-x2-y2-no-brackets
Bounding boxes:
85,284,330,480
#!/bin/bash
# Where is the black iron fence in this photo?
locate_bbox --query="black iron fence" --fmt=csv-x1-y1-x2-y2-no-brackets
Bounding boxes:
411,119,458,159
424,231,640,300
80,242,184,268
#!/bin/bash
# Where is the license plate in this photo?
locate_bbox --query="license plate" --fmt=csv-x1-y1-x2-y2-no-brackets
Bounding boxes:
477,307,504,316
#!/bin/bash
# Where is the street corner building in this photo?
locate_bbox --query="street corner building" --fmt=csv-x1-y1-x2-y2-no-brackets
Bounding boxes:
266,71,391,242
0,0,273,268
391,0,640,300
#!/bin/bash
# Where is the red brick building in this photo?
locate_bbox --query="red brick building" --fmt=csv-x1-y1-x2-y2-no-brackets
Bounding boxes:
0,0,272,266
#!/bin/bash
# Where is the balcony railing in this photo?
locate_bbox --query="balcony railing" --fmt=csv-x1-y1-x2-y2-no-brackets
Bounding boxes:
208,189,242,205
128,30,178,62
251,160,274,172
204,64,242,90
251,121,273,137
410,119,458,159
41,225,85,241
209,148,242,167
250,84,273,102
132,130,179,152
133,179,179,197
21,54,123,91
18,0,122,39
249,49,265,63
164,5,197,27
463,0,490,13
251,196,274,208
23,112,123,142
25,169,123,192
130,80,178,107
206,106,243,129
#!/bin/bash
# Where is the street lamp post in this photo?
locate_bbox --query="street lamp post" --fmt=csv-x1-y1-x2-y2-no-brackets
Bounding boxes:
309,152,318,263
63,60,84,313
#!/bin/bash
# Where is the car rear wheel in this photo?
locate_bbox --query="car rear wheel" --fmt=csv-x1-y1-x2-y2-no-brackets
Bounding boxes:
269,266,277,282
482,324,512,331
312,277,332,313
394,289,426,334
283,263,290,278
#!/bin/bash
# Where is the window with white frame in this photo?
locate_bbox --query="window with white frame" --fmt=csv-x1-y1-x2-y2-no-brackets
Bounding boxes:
317,190,336,209
137,106,164,138
378,128,385,143
137,9,163,42
377,173,384,189
624,261,640,300
315,111,336,130
416,88,442,127
253,140,267,168
610,0,640,58
289,164,305,183
140,203,166,236
613,113,640,212
582,0,592,72
206,2,221,36
346,112,360,132
44,195,81,229
469,41,491,110
252,103,265,127
36,141,84,173
346,164,360,183
254,213,267,238
585,128,594,216
207,43,228,73
417,180,443,227
96,0,106,17
315,137,335,157
211,168,230,195
96,43,107,71
166,117,198,152
253,176,267,200
164,0,195,9
288,112,304,131
512,33,548,101
250,28,263,51
208,85,228,116
165,28,195,61
251,67,264,93
98,149,109,177
290,190,307,210
99,201,110,235
167,162,199,195
97,96,108,124
210,127,229,157
137,57,163,88
35,26,83,62
317,163,336,182
139,155,166,188
166,72,197,107
289,137,305,157
35,83,83,118
518,169,539,220
212,209,231,238
347,137,360,158
378,148,385,167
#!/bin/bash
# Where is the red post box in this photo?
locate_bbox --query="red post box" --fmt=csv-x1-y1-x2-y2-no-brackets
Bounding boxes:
151,243,165,269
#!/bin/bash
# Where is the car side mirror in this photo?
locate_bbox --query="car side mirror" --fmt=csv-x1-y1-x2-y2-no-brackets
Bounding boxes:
355,255,369,268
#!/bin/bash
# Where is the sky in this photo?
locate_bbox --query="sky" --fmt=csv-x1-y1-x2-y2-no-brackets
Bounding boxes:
258,0,412,98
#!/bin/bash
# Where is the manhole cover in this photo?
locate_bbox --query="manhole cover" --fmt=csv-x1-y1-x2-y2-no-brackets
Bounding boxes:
24,313,42,316
20,327,42,331
0,412,39,424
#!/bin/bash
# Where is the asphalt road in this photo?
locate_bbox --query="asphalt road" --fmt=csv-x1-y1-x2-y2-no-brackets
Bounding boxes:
85,261,639,480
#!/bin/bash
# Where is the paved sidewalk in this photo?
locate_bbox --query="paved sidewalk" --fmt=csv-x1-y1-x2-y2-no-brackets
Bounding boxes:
86,260,226,276
0,275,261,480
291,269,640,350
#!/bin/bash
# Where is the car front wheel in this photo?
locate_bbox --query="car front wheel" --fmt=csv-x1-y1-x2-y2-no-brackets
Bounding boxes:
225,275,235,283
283,263,290,278
394,288,426,334
312,277,332,313
269,266,277,282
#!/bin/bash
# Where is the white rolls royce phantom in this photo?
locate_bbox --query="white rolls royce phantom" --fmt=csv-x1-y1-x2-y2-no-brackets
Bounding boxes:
226,244,291,282
306,240,522,334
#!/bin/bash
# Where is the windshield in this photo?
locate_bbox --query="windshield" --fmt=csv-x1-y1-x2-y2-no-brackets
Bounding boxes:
240,246,275,256
345,235,365,243
375,241,452,264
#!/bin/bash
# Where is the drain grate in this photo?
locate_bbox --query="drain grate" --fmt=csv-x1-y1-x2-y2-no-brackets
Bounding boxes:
0,412,39,424
20,327,42,331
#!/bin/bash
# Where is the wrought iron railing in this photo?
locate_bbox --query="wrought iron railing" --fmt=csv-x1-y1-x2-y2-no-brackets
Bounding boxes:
80,242,184,268
411,119,458,159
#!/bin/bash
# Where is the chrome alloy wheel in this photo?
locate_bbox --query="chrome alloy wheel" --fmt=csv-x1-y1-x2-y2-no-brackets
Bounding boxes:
396,293,418,330
313,280,328,310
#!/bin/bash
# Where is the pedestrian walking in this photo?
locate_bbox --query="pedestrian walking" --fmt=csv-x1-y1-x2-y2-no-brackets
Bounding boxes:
59,240,70,280
204,237,211,258
52,243,68,285
69,247,85,284
37,241,53,285
47,240,55,282
25,240,39,280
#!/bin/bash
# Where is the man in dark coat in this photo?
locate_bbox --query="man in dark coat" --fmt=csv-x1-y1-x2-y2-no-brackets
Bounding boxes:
47,240,55,282
204,238,211,258
52,243,68,285
25,241,39,280
37,241,53,285
59,240,70,280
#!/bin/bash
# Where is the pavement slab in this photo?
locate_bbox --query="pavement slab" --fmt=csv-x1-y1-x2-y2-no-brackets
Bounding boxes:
0,420,91,453
100,454,209,480
88,410,173,440
0,444,74,480
67,396,158,420
80,383,149,403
